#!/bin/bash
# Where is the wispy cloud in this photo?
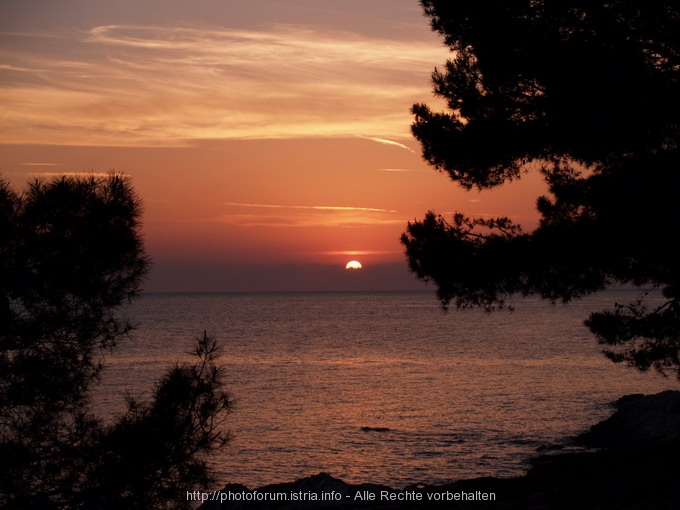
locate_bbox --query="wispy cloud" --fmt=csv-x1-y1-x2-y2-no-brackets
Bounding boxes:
0,24,447,146
221,200,401,227
320,249,399,256
361,136,415,152
24,171,117,178
224,202,396,213
375,167,430,173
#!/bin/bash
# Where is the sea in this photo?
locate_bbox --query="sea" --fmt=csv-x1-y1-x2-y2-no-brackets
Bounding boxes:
92,289,677,490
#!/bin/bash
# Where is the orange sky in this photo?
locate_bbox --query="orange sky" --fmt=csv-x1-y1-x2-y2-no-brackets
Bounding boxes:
0,0,545,291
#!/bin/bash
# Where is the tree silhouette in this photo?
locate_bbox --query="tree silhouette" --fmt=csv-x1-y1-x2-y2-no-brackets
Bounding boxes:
402,1,680,376
0,175,231,509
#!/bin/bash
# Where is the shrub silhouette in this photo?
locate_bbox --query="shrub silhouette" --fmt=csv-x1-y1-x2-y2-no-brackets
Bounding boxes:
0,175,231,509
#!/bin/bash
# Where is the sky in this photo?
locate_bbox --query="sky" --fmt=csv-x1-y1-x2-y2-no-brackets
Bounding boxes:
0,0,546,292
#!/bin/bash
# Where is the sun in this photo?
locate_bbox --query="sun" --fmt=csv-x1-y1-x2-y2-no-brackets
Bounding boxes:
345,260,363,270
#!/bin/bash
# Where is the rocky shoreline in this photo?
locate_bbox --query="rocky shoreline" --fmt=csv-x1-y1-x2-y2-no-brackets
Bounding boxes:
200,391,680,509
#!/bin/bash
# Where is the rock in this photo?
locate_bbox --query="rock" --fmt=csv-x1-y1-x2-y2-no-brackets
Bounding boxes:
576,390,680,450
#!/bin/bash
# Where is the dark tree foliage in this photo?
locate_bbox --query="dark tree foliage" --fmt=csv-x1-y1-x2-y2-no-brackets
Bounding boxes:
0,175,232,509
402,0,680,376
86,333,232,510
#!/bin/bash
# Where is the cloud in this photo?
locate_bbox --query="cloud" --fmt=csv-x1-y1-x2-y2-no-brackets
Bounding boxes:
221,201,401,227
361,136,415,152
224,202,396,213
24,171,112,178
375,167,430,173
0,24,448,146
320,250,399,256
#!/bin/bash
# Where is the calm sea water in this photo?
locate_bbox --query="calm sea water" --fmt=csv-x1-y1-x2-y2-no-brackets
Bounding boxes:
93,290,676,489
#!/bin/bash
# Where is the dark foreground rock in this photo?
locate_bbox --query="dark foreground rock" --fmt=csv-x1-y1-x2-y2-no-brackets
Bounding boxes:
200,391,680,510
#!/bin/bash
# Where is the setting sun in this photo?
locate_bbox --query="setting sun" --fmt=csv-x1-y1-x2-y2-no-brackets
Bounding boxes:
345,260,363,270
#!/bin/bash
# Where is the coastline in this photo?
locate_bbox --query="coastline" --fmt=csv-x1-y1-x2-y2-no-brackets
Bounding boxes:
200,391,680,509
